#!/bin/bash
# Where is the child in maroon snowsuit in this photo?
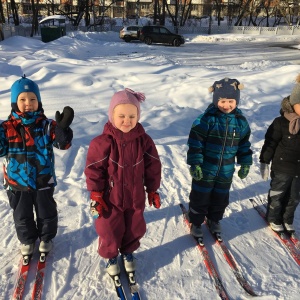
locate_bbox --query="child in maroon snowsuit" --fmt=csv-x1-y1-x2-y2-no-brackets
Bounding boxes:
85,88,161,276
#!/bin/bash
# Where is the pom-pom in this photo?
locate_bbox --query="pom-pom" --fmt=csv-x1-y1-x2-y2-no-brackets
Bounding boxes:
238,83,244,90
208,86,214,93
294,74,300,83
125,88,146,102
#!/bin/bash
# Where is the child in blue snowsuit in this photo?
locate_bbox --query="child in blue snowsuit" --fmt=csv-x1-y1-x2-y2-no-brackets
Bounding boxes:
0,75,74,256
187,78,253,237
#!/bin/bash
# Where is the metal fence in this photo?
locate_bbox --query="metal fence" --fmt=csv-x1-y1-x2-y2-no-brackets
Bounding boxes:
1,23,300,41
0,24,34,40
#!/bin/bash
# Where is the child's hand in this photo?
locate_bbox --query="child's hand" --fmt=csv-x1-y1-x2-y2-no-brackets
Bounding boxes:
90,191,108,219
189,165,203,181
238,165,250,179
55,106,74,129
260,163,269,181
148,191,161,209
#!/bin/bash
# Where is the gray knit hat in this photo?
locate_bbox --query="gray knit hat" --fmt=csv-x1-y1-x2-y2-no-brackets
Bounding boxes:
289,74,300,106
208,77,244,107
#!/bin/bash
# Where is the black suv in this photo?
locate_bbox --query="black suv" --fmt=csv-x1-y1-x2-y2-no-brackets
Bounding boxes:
138,25,184,47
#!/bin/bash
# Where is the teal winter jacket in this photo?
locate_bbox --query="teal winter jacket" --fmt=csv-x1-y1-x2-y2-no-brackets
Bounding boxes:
187,105,252,179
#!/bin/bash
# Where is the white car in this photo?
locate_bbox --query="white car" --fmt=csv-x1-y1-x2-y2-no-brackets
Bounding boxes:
119,26,142,43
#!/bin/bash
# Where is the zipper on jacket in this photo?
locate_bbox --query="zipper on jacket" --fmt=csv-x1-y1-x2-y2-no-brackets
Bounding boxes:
231,129,235,147
19,125,29,187
19,126,26,151
216,117,229,176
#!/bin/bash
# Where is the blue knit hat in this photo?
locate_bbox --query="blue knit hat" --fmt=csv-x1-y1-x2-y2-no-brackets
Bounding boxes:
11,75,42,111
209,78,244,107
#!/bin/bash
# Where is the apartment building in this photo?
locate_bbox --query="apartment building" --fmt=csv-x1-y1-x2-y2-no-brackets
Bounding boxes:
2,0,212,19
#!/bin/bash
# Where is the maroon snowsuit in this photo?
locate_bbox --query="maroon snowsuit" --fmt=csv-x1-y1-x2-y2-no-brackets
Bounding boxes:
85,122,161,258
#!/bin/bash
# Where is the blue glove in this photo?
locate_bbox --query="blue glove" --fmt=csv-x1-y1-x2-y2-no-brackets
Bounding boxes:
189,165,203,181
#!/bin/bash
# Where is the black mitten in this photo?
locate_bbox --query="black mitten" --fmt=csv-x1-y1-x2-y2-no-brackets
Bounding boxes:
55,106,74,129
55,126,73,149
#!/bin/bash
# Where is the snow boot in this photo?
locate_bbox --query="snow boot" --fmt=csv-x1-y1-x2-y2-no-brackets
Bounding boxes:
190,224,203,238
122,253,136,273
106,257,120,276
270,222,284,232
21,243,35,256
206,219,221,234
39,240,53,253
284,223,295,233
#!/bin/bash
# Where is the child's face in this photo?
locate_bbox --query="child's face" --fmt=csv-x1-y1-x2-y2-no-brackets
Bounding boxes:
294,103,300,116
217,98,237,114
113,103,138,133
17,92,39,113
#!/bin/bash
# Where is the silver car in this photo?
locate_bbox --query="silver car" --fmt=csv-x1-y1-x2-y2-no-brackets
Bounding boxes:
119,26,142,43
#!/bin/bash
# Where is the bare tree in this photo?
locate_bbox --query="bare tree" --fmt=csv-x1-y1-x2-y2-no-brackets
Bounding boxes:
234,0,252,26
30,0,39,37
85,0,90,26
165,0,192,30
277,0,299,25
0,26,3,40
73,1,86,26
153,0,163,25
214,0,226,26
0,0,5,24
11,0,20,25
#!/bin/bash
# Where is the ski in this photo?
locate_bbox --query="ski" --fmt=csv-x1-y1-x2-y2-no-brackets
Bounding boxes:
12,255,32,300
257,199,300,252
110,274,127,300
249,198,300,266
31,253,47,300
179,204,230,300
125,271,141,300
289,233,300,251
205,219,258,296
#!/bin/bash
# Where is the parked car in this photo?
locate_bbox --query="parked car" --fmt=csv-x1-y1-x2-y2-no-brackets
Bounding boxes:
119,26,142,43
138,25,185,47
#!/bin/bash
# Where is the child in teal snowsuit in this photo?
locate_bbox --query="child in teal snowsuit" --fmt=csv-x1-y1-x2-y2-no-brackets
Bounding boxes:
187,78,253,237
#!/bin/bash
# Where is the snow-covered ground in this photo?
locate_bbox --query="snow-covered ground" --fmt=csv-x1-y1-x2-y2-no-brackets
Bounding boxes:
0,31,300,300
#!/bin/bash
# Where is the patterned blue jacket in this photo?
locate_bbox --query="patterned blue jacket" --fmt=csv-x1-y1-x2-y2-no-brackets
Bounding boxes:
187,105,252,179
0,110,72,191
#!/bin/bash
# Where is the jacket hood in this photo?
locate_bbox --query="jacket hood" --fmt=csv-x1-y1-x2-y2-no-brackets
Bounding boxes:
10,110,47,126
205,103,243,118
103,121,146,141
280,96,294,115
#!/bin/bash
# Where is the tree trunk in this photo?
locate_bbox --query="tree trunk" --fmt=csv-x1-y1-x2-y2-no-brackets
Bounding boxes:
0,0,5,24
234,0,252,26
30,0,39,37
11,0,20,26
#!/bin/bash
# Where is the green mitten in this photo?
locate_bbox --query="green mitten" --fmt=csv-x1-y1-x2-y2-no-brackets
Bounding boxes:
189,165,203,181
238,165,250,179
